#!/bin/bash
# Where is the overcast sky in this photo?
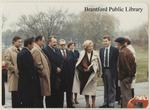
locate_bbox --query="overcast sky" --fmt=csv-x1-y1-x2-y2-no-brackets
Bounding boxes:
1,2,148,31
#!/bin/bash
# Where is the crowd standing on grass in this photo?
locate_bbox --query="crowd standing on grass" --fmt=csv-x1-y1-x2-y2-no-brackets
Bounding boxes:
2,34,136,108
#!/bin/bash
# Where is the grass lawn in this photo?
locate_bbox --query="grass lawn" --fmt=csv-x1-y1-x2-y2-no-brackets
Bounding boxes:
135,46,148,82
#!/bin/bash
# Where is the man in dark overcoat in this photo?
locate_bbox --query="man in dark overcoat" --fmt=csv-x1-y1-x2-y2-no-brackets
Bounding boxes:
17,37,41,107
43,37,64,108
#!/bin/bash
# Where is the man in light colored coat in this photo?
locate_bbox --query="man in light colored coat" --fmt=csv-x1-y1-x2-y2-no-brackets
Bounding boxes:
31,35,51,107
4,36,22,108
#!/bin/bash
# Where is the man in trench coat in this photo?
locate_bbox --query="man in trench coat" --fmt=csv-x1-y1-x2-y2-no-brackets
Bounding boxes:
31,35,51,108
4,36,22,108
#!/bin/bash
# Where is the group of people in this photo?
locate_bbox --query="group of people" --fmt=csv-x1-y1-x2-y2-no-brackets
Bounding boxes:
2,34,136,108
99,35,136,108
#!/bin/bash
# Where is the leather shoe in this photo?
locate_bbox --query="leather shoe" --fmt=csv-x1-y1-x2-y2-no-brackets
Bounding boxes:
99,104,108,108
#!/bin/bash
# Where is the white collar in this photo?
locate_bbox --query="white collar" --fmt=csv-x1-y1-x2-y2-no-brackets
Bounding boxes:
105,45,111,49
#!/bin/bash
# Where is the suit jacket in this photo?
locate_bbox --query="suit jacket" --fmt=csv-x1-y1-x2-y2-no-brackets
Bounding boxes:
57,48,72,91
4,46,20,92
118,46,136,80
43,45,64,93
99,46,119,79
31,43,51,96
17,47,41,99
73,50,80,63
68,50,80,75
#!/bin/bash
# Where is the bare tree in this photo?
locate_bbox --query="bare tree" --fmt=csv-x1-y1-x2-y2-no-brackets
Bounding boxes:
17,9,67,40
60,12,119,48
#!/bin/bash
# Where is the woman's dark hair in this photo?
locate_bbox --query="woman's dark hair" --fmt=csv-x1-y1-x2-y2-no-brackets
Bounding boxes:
24,37,34,47
67,42,75,48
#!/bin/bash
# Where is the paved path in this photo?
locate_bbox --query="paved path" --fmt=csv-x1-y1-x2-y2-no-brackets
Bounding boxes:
3,82,149,108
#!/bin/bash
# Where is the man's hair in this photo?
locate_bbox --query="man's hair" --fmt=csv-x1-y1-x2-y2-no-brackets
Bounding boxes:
47,36,56,43
59,39,66,42
103,35,111,41
24,37,34,47
67,42,75,48
59,39,66,45
12,36,21,44
35,35,43,42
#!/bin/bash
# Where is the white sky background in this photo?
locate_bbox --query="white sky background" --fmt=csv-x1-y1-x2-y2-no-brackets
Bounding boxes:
1,2,148,31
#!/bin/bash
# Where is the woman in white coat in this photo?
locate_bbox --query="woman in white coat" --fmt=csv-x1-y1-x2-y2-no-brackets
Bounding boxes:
72,40,101,108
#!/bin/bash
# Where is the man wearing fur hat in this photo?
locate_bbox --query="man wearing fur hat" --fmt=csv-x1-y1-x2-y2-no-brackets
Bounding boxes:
124,36,136,98
115,37,136,108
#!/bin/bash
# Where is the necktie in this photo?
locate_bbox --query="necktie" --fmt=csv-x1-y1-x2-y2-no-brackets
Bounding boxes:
52,48,55,52
62,49,66,58
17,48,20,52
105,48,108,67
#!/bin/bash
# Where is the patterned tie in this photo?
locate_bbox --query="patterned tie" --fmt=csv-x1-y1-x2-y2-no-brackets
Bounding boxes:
62,49,66,58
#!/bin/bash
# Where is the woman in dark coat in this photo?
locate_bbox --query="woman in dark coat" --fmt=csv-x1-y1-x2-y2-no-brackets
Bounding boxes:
67,42,79,104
